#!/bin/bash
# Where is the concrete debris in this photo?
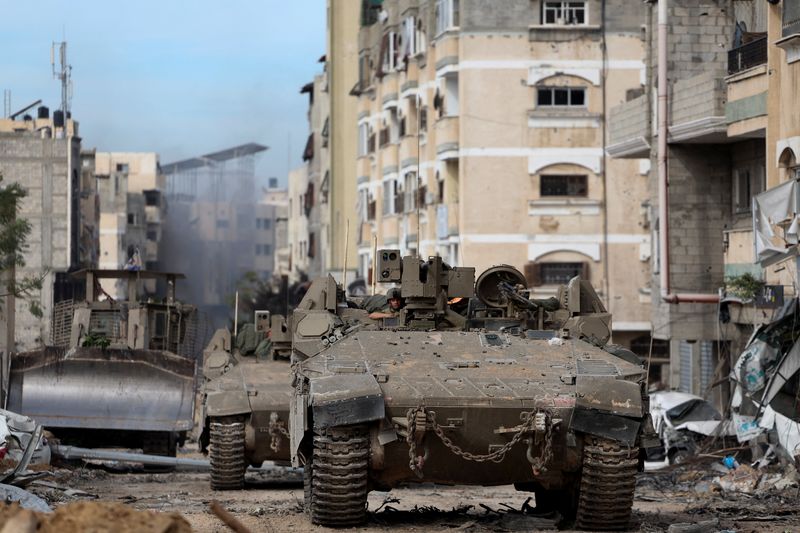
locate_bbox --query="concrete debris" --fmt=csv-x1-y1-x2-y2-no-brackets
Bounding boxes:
713,464,761,493
667,518,719,533
0,484,52,513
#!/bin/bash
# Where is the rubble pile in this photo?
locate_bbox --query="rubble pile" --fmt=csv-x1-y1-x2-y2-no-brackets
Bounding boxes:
0,501,191,533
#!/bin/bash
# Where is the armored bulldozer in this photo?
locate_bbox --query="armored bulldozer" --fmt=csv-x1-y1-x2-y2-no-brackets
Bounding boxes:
198,311,293,490
7,270,199,456
290,251,653,530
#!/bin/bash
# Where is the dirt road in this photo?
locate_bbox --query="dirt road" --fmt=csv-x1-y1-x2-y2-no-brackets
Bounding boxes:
27,456,800,532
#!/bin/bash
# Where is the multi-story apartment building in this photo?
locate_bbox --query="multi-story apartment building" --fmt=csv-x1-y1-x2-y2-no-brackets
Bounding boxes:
0,107,93,350
288,165,312,282
261,179,290,278
606,0,799,399
352,0,651,352
93,152,166,299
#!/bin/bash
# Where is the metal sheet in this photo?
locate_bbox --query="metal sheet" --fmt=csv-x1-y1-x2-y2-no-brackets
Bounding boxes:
576,376,643,418
310,373,385,429
570,409,641,447
7,347,195,432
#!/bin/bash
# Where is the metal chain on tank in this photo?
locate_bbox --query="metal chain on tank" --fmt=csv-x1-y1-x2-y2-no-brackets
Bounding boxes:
406,406,554,476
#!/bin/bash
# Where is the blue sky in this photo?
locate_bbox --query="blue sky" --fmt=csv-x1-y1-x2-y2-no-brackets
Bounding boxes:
0,1,327,185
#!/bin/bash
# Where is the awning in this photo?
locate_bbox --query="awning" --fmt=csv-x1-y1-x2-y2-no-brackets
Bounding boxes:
753,178,800,266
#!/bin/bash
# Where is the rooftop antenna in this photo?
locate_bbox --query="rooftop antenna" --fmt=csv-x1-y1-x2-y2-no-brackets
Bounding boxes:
51,41,72,118
3,90,10,118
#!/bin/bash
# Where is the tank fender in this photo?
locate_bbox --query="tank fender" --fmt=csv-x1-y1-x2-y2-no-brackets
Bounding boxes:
569,376,643,446
205,390,251,417
309,373,385,430
575,376,642,418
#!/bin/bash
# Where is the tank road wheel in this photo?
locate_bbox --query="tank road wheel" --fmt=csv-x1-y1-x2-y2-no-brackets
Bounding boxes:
575,436,639,531
209,417,247,490
308,424,369,527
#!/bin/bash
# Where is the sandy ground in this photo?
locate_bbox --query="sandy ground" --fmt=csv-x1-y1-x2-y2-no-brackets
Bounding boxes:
20,452,800,533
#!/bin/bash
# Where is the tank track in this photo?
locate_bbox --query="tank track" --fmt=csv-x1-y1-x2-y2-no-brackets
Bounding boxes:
209,418,247,490
308,424,369,527
575,437,639,531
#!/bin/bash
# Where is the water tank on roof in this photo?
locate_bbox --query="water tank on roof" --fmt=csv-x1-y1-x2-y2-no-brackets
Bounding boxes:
37,106,49,119
23,114,32,122
53,110,64,128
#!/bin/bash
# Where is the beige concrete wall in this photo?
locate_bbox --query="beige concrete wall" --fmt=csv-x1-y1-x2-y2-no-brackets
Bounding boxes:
328,0,360,283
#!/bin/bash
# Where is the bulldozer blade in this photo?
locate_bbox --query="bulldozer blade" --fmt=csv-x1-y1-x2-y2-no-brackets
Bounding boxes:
7,346,195,433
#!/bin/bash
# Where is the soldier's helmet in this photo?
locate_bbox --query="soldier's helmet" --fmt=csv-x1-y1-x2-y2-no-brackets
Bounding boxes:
386,287,401,300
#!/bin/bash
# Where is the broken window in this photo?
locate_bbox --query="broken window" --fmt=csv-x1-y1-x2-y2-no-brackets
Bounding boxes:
116,163,129,173
540,175,588,197
542,1,587,25
537,86,586,107
734,167,764,214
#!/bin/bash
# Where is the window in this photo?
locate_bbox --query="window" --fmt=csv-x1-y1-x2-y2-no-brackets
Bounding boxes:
128,213,135,225
526,262,587,287
540,175,588,197
537,87,586,107
444,74,459,116
389,108,399,143
359,54,371,90
256,218,262,229
784,1,800,38
216,219,229,229
262,218,271,230
116,163,129,173
404,172,418,212
542,1,587,25
383,178,398,215
144,190,160,206
382,32,399,72
401,16,418,59
146,229,157,241
358,122,370,156
436,0,460,35
734,167,764,214
358,186,370,221
308,233,316,259
420,106,428,132
264,244,272,255
255,244,262,255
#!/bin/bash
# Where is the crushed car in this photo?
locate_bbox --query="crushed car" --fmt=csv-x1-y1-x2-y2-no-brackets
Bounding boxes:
646,391,733,466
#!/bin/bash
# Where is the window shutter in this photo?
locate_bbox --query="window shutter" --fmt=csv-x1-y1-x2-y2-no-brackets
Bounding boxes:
524,262,542,287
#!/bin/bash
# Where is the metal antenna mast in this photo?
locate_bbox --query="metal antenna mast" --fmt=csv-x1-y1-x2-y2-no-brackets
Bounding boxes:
3,90,10,118
51,41,72,117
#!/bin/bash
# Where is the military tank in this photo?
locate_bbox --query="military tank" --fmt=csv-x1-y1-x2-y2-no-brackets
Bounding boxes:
289,251,654,530
198,311,294,490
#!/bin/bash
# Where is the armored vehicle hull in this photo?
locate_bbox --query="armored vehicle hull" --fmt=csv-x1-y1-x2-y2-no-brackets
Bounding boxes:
199,327,293,490
290,255,651,530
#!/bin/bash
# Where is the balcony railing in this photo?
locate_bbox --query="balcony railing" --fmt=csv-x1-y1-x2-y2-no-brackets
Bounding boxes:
728,37,768,75
784,2,800,37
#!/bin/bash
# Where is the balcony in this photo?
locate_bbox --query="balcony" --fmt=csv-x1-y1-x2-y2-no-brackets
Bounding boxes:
727,37,767,75
144,205,161,225
399,135,419,165
606,94,649,158
668,70,727,143
725,55,767,139
435,116,459,159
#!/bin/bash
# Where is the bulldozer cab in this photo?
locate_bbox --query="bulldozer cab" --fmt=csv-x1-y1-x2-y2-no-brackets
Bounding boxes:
64,269,195,353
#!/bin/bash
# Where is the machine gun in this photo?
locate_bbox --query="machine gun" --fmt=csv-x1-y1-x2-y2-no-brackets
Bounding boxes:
376,250,475,330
